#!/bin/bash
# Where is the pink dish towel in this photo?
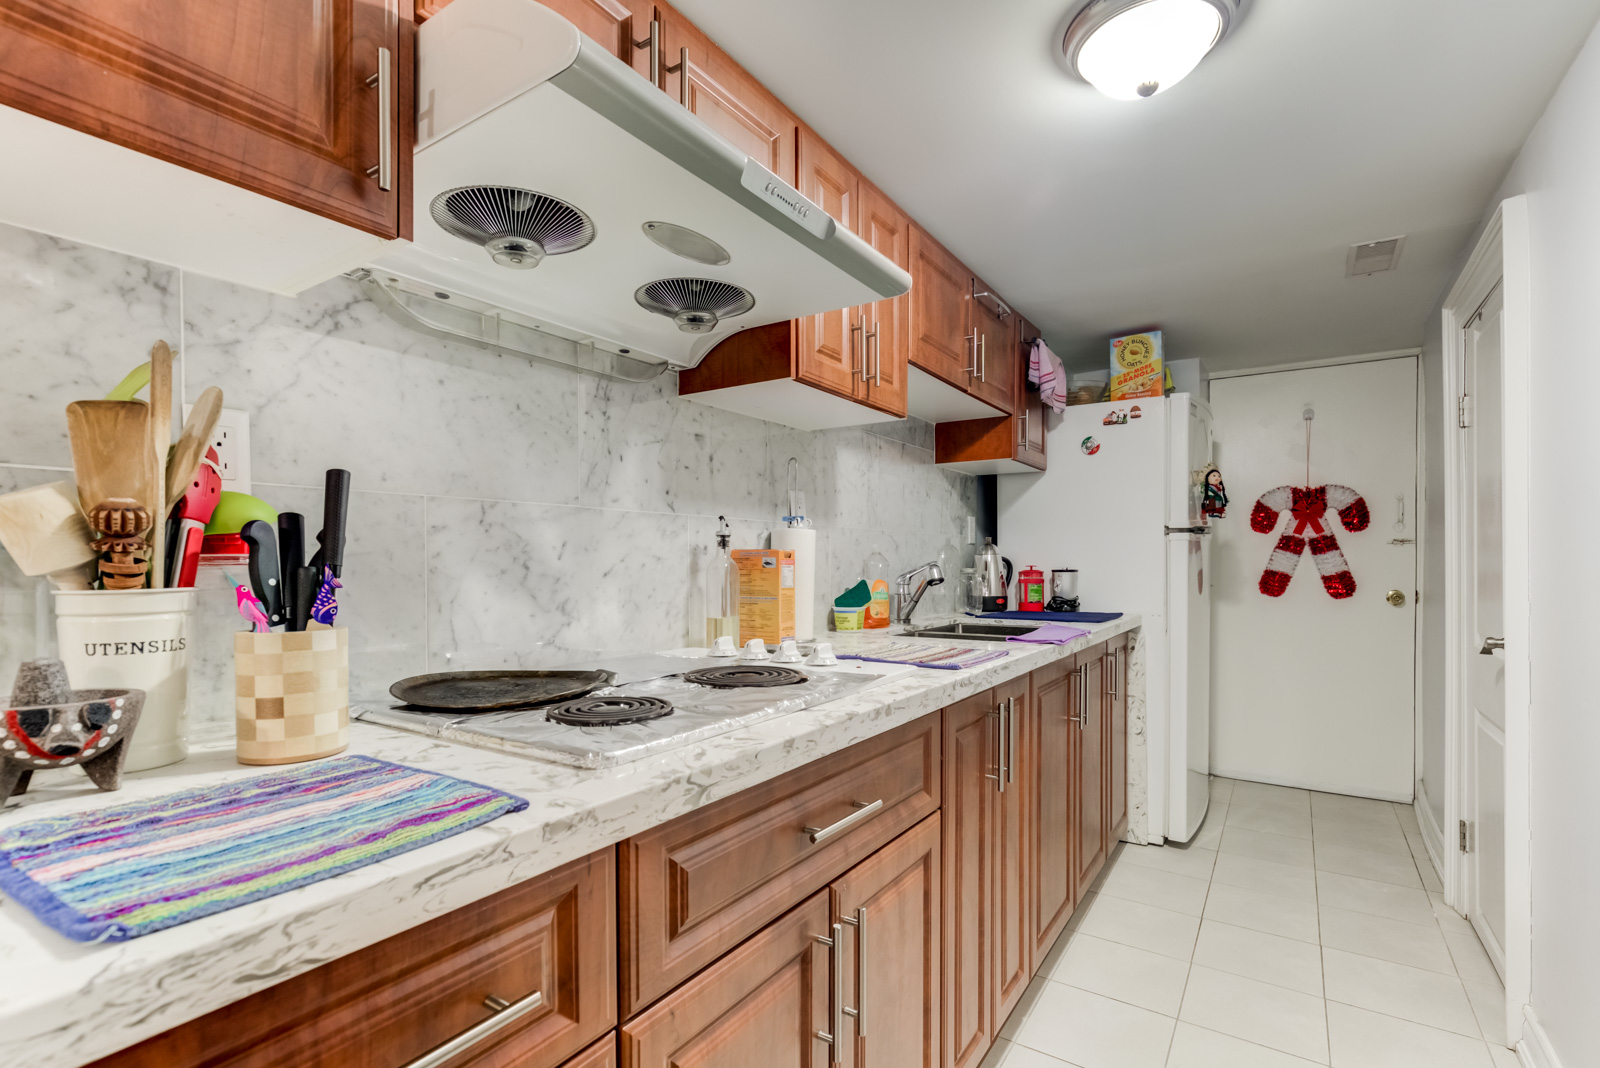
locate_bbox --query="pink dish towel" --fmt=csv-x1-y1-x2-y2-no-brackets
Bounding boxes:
1029,338,1069,413
1007,623,1091,645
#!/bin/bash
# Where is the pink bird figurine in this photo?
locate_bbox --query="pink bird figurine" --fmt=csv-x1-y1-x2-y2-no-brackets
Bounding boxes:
235,585,271,634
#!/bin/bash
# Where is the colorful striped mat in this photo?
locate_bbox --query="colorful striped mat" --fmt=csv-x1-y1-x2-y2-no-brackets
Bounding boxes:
0,755,527,943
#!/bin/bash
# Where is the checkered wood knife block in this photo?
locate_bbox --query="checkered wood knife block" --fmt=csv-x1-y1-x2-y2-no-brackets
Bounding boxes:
233,626,349,765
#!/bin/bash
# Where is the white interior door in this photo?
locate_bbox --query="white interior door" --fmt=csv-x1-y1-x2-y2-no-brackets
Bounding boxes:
1209,359,1418,799
1462,285,1508,979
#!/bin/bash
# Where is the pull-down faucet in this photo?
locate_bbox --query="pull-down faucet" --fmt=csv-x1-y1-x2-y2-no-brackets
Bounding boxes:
895,561,946,624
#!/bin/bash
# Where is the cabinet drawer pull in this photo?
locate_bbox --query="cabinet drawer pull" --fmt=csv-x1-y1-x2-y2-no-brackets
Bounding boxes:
664,45,690,106
1076,666,1087,730
364,46,394,191
1105,652,1118,698
978,332,987,382
633,19,661,85
840,906,867,1036
804,799,884,844
814,923,844,1056
1005,697,1016,784
866,320,883,385
400,988,543,1068
965,328,980,376
850,319,865,379
985,707,1005,792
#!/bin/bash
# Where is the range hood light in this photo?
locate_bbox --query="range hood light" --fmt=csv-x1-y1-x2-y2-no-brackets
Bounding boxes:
1063,0,1241,101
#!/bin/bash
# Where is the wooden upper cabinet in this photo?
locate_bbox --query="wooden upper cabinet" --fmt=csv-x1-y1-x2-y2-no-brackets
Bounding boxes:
418,0,653,80
658,5,797,181
968,278,1017,415
910,225,974,388
859,180,911,418
90,850,616,1068
934,316,1044,474
0,0,413,239
795,127,864,400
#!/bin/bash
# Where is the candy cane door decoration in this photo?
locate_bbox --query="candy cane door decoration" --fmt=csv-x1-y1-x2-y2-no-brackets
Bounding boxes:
1208,358,1417,800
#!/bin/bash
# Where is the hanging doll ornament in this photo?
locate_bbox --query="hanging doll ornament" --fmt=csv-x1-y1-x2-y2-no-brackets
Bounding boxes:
1250,485,1369,599
1200,464,1228,519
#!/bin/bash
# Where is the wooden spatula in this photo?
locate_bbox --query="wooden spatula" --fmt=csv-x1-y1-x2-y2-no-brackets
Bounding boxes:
166,385,223,504
147,341,173,589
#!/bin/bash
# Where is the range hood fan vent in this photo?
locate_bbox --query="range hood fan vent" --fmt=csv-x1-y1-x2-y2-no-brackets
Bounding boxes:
635,278,755,334
430,185,596,269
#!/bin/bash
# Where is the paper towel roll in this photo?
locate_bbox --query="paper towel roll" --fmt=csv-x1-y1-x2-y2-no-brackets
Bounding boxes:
772,526,817,641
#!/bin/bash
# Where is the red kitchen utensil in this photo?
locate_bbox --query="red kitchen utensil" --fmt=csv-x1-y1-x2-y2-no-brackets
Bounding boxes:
166,447,222,588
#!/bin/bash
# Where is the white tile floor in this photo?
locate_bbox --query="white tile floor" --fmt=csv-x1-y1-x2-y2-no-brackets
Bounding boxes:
984,777,1519,1068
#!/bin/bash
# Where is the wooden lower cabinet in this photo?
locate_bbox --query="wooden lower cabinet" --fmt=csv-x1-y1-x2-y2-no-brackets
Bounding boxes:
563,1033,619,1068
89,851,615,1068
1028,658,1077,963
619,891,833,1068
993,674,1032,1027
834,814,942,1068
1072,654,1109,902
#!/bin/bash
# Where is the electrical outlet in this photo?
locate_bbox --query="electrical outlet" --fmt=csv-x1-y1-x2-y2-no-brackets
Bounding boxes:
184,405,251,493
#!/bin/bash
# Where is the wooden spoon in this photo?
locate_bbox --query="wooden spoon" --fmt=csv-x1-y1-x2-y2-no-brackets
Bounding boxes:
166,385,223,505
65,400,155,529
147,341,173,589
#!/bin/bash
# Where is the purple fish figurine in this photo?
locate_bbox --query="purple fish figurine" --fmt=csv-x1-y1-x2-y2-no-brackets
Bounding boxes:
235,585,271,634
311,566,343,626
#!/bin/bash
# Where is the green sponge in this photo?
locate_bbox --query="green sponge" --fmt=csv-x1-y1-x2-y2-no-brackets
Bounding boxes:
834,580,872,609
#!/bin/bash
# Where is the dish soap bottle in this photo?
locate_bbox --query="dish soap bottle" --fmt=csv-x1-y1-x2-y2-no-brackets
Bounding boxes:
864,551,891,629
706,516,740,646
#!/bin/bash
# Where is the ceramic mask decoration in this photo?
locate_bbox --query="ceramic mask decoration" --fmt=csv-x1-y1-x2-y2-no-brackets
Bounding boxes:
1,658,145,799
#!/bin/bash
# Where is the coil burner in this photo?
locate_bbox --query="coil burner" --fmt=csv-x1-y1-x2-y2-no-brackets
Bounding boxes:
545,695,674,726
680,665,808,688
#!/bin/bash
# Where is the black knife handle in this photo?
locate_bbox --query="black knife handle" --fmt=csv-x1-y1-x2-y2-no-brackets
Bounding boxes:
278,512,305,575
240,520,285,627
319,470,351,579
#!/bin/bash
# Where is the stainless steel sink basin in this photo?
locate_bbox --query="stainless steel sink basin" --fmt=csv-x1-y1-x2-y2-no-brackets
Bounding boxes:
901,621,1041,641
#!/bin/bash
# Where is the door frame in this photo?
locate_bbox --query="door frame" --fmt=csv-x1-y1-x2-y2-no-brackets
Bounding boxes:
1438,196,1531,1047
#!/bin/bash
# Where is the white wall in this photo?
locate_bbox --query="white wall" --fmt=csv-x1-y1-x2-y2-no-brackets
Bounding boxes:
1421,15,1600,1063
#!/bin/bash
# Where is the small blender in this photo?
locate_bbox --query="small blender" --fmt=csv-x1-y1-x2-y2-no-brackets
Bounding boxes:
1046,568,1080,612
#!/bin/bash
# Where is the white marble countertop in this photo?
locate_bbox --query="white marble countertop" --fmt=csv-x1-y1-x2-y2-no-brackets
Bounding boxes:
0,616,1138,1068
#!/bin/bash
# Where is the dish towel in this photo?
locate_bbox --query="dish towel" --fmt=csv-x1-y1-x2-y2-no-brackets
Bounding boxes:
1028,338,1069,413
0,755,527,943
1006,624,1091,645
837,643,1012,670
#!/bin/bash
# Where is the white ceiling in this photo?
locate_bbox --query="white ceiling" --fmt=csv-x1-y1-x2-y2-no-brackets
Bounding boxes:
670,0,1600,371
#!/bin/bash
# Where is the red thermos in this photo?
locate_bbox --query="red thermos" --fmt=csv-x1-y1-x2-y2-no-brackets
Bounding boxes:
1018,565,1046,612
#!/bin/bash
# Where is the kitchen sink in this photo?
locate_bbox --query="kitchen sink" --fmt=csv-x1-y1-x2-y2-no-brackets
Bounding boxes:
901,621,1041,642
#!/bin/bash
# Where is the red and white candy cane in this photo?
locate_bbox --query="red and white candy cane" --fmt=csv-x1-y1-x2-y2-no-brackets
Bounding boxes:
1250,485,1370,599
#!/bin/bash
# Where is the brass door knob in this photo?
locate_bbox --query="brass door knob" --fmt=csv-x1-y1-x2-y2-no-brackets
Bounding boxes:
1386,589,1407,607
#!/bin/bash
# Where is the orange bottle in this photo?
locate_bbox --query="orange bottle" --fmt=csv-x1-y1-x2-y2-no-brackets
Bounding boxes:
864,551,891,628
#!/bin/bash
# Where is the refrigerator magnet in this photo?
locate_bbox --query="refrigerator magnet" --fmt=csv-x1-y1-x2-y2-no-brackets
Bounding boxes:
1080,436,1101,456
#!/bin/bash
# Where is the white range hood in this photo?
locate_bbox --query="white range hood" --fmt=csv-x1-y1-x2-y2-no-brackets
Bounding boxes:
366,0,911,380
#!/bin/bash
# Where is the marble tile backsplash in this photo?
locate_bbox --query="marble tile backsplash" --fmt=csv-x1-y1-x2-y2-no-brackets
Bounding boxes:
0,222,978,743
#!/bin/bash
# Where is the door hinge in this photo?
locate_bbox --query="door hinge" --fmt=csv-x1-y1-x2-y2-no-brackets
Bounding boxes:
1458,395,1473,428
1459,819,1472,853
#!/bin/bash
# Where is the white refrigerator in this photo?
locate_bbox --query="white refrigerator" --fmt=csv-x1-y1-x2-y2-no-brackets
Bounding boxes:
997,394,1213,843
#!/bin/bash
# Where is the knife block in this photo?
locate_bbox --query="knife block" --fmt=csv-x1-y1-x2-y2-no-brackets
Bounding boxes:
233,625,349,765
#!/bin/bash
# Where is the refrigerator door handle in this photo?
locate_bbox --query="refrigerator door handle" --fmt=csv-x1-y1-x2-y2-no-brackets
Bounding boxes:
1165,526,1210,535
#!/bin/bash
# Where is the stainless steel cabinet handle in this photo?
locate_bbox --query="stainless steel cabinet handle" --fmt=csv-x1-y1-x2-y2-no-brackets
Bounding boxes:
1078,665,1088,730
365,46,394,191
1480,637,1506,654
972,288,1014,320
815,924,842,1056
1006,697,1016,784
850,319,865,379
840,906,866,1036
664,45,689,106
805,799,884,843
867,320,882,385
978,333,987,381
985,706,1005,792
633,20,661,85
965,328,980,376
1018,409,1028,449
399,989,543,1068
1105,653,1117,699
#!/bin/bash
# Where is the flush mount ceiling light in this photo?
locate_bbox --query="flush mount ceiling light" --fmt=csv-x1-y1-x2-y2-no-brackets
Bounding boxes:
1062,0,1245,100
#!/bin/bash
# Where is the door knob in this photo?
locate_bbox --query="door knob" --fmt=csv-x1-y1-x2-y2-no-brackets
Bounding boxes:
1480,637,1505,654
1385,589,1406,607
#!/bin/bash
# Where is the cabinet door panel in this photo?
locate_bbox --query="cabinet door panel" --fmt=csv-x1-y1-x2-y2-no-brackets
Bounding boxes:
834,815,941,1068
968,280,1017,415
795,127,863,400
910,226,972,388
1029,660,1076,963
993,675,1031,1025
860,180,910,418
661,12,796,180
1107,637,1129,841
943,691,996,1068
555,1033,618,1068
1017,319,1047,468
1073,656,1107,900
1,0,412,238
620,892,831,1068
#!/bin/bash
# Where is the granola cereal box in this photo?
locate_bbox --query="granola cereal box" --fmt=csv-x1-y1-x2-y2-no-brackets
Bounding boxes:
1109,331,1165,400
